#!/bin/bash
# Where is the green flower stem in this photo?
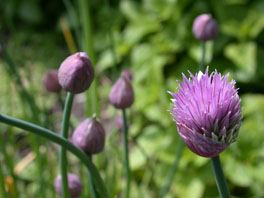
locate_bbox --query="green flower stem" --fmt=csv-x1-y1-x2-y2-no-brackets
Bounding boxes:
211,156,231,198
122,109,130,198
57,94,75,131
0,160,7,198
159,139,184,198
60,92,74,198
199,41,206,71
88,155,97,198
0,113,108,198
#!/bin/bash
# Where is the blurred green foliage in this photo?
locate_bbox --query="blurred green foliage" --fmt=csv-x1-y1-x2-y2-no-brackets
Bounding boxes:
1,0,264,197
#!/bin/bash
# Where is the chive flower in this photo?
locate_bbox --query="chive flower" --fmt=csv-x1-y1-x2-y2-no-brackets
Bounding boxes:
54,173,82,198
58,52,94,94
43,70,62,93
169,67,242,157
193,14,218,41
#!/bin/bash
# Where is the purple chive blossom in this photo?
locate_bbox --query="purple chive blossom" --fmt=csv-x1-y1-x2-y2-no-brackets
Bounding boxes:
169,67,242,158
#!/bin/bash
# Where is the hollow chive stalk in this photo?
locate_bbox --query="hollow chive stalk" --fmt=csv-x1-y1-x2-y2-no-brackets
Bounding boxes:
122,109,130,198
159,139,184,198
0,113,108,198
87,155,97,198
199,41,206,71
211,156,231,198
59,92,74,198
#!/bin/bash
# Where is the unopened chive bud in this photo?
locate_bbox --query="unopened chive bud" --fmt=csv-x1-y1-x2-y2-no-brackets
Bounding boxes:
109,76,134,109
115,116,130,132
54,173,82,198
43,70,62,93
72,116,105,155
192,14,218,41
58,52,94,94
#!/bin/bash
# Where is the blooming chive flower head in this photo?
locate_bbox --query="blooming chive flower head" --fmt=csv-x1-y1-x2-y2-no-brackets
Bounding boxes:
43,70,62,93
54,173,82,198
58,52,94,94
192,14,218,41
169,67,242,158
72,116,105,155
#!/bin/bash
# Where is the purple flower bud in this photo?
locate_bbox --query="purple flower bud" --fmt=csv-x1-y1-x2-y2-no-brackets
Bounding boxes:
169,67,242,158
72,117,105,154
115,116,130,132
58,52,94,94
109,76,134,109
122,69,133,81
43,70,62,93
54,173,82,198
192,14,218,41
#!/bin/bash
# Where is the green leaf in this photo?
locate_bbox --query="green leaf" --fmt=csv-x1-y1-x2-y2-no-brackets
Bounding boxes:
224,42,256,81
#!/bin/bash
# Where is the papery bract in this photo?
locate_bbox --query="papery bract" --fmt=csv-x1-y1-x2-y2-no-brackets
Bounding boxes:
193,14,218,41
58,52,94,94
169,67,242,157
109,76,134,109
72,117,105,155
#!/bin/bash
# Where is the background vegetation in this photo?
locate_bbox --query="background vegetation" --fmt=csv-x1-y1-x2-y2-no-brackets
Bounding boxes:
1,0,264,197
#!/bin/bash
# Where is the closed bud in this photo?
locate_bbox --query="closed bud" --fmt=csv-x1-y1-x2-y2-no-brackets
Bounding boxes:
192,14,218,41
109,76,134,109
43,70,62,93
58,52,94,94
54,173,82,198
72,116,105,154
115,116,130,132
122,69,133,81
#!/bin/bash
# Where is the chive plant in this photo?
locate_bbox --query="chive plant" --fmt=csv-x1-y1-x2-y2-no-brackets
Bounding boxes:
168,14,241,198
72,115,106,198
0,52,108,198
57,52,94,198
109,73,134,198
162,14,238,198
